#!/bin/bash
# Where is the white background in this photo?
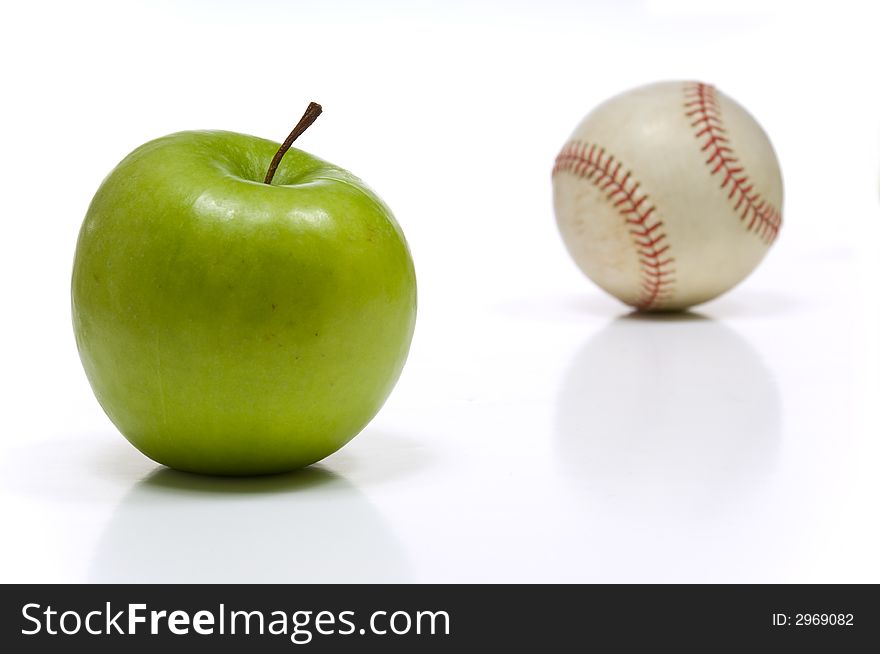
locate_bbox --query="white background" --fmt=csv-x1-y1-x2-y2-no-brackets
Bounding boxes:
1,0,879,582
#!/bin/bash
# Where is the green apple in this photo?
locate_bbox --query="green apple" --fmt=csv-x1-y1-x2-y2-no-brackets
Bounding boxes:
72,107,416,475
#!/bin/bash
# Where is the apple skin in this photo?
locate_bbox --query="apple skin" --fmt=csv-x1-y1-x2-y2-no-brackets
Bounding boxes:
72,131,416,475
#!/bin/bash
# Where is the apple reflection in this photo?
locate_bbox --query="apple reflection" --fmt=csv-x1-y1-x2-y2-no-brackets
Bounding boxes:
90,466,410,583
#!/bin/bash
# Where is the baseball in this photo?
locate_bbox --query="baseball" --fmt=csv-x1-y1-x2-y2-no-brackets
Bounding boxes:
552,81,783,311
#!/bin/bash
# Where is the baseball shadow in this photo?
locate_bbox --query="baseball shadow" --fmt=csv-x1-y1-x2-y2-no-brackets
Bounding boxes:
699,289,801,319
495,288,800,323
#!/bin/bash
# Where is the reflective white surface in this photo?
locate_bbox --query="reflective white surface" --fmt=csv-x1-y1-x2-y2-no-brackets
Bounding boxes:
1,0,879,583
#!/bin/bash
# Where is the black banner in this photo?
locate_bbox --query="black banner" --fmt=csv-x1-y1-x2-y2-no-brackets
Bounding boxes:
1,584,876,651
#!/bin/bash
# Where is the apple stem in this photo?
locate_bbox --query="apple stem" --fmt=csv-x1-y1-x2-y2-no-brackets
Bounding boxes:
263,102,323,185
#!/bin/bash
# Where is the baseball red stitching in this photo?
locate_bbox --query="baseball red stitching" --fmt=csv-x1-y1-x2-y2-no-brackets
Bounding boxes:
684,82,781,244
554,141,675,309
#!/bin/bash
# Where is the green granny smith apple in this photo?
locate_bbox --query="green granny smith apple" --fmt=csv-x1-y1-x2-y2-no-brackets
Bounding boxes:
72,104,416,475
